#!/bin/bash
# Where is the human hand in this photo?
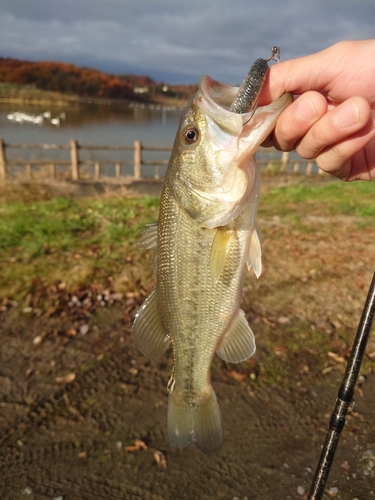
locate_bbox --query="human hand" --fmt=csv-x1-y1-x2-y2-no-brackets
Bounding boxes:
260,40,375,180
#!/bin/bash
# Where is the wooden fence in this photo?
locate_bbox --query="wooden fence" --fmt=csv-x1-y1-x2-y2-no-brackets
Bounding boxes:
0,139,320,183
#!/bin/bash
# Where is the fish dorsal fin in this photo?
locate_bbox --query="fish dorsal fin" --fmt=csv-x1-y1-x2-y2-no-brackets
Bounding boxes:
217,309,256,363
132,287,169,361
246,227,262,278
210,228,235,283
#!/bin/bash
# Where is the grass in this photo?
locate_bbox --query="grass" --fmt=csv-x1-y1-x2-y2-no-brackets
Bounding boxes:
1,177,374,386
0,195,160,300
259,178,375,220
1,179,374,303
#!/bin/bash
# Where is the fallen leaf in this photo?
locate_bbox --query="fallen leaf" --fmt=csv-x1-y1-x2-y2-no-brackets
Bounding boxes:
32,335,43,345
125,439,147,452
154,450,167,469
55,373,76,384
262,317,276,328
277,316,290,324
134,439,147,450
327,352,345,363
125,445,141,452
227,370,246,382
65,328,77,337
341,460,350,474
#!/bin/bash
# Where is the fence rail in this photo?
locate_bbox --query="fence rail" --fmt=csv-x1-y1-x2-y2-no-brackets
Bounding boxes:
0,139,320,183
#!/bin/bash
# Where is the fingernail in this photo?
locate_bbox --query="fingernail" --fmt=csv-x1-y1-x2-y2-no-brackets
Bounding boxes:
296,95,317,122
333,101,359,128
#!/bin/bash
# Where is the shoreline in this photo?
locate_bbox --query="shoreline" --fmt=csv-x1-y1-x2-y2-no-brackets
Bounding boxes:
0,88,190,109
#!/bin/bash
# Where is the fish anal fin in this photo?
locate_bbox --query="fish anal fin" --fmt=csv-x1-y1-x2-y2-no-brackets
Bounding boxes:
217,309,256,363
132,287,169,361
167,388,223,455
246,227,262,278
210,228,235,283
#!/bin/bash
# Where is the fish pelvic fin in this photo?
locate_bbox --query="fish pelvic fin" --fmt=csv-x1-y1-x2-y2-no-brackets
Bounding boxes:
167,388,223,455
246,226,262,278
132,287,169,361
217,309,256,363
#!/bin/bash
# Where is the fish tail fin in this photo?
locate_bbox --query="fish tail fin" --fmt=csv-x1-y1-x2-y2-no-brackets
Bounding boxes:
167,387,223,454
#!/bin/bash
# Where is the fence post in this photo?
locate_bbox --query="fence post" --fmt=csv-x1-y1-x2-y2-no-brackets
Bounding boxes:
50,163,56,179
134,140,142,179
70,140,79,180
0,139,7,183
115,163,121,179
306,162,313,175
94,162,100,180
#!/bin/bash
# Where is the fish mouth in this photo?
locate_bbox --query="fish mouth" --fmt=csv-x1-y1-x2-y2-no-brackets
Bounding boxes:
198,74,292,135
174,75,292,229
197,76,246,136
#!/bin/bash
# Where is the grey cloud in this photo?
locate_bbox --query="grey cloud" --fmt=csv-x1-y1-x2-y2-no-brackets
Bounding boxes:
0,0,374,83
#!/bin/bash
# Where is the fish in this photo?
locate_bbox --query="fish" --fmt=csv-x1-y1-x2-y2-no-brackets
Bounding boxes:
133,71,292,454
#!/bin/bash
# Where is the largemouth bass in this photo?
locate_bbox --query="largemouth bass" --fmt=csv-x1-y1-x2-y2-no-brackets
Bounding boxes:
133,72,292,454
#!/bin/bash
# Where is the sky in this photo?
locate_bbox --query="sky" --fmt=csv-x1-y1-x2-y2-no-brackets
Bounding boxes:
0,0,374,85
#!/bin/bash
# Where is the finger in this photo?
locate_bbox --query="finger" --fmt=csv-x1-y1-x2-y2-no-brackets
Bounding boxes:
259,48,334,104
296,97,372,159
272,91,327,151
315,111,375,180
260,41,375,107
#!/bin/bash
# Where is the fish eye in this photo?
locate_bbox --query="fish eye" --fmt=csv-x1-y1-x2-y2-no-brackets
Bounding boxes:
182,126,199,145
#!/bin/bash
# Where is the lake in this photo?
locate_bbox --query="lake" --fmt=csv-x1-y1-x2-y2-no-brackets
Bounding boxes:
0,101,312,178
0,101,185,177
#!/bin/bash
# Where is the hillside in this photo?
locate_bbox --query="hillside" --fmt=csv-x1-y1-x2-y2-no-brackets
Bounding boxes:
0,57,197,104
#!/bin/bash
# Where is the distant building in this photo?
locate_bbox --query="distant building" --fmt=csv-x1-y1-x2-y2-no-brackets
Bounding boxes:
133,86,149,94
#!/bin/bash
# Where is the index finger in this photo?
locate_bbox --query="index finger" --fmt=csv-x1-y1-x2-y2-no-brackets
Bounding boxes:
259,50,333,104
259,40,375,105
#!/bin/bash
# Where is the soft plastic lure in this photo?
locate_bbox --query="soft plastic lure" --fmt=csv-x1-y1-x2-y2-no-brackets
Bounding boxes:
230,46,280,115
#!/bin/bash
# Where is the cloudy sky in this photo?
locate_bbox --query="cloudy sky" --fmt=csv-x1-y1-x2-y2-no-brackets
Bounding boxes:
1,0,374,84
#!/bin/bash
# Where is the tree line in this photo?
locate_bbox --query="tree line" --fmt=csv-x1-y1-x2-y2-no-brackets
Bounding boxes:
0,57,158,100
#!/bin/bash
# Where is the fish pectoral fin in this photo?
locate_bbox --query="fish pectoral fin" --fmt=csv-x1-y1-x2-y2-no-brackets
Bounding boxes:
132,287,169,361
138,222,158,249
138,223,158,270
210,228,235,283
217,309,256,363
246,226,262,278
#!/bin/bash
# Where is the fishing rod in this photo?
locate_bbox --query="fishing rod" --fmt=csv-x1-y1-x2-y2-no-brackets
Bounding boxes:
308,270,375,499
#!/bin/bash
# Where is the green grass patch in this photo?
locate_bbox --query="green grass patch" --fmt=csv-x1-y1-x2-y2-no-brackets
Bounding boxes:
259,179,375,222
0,179,374,303
0,195,160,301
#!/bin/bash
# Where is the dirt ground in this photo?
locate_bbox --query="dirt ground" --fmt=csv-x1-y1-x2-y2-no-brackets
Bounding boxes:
1,181,375,500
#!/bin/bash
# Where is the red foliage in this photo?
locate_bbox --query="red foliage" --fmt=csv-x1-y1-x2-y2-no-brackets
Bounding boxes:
0,57,154,99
